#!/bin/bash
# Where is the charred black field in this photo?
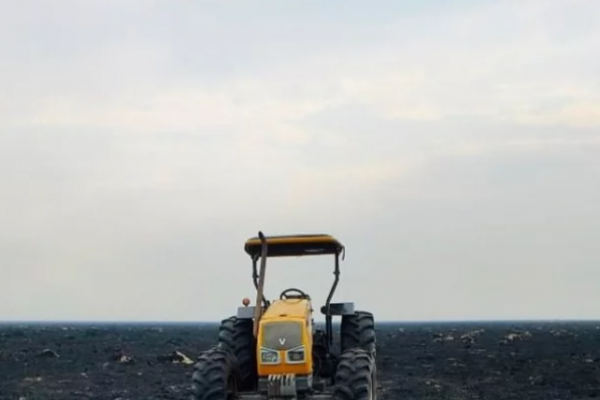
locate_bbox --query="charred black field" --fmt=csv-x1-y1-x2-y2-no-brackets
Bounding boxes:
1,321,599,400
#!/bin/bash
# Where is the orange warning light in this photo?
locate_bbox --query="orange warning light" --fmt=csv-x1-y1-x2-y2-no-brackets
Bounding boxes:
242,297,251,307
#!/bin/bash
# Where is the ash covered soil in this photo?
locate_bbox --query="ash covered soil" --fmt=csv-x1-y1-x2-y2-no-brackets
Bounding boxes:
1,321,600,400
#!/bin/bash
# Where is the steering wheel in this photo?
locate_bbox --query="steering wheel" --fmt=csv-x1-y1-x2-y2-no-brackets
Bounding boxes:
280,288,309,300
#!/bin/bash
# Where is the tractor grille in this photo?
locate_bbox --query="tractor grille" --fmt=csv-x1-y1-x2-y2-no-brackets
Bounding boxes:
262,321,303,350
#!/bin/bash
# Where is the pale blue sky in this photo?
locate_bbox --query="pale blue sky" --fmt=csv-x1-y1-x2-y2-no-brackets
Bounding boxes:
1,0,599,322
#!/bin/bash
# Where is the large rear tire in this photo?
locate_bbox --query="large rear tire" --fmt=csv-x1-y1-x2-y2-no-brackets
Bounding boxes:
333,347,377,400
217,316,256,390
191,347,239,400
341,311,376,355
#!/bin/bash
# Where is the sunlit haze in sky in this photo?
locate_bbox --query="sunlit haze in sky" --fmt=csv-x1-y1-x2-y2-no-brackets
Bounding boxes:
1,0,599,322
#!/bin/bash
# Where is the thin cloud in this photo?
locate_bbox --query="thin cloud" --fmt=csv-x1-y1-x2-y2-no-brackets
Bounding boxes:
1,0,599,321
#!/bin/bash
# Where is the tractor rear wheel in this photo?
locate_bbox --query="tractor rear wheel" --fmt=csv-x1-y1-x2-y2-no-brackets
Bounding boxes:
191,347,239,400
217,316,256,390
333,347,377,400
341,311,376,355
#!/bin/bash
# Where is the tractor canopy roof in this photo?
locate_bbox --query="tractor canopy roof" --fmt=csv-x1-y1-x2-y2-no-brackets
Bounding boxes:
244,234,344,258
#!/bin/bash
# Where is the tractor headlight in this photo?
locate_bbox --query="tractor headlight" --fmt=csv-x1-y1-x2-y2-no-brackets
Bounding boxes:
286,346,305,363
260,348,280,364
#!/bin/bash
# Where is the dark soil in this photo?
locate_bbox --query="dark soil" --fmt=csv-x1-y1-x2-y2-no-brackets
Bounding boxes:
1,321,600,400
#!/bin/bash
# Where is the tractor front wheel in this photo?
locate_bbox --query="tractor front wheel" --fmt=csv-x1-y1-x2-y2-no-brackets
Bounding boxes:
333,347,377,400
191,347,239,400
217,316,256,390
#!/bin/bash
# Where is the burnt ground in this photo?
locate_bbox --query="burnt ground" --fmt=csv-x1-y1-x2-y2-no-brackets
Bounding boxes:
1,321,600,400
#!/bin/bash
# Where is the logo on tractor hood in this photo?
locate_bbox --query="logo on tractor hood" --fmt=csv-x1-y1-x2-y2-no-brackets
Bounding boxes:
279,338,286,345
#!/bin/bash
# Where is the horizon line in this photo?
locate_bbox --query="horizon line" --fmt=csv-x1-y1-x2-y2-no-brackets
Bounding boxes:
1,318,600,325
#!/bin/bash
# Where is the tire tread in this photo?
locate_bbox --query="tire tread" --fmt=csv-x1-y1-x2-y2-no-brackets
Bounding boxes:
333,347,376,400
217,316,256,390
341,311,376,355
191,347,237,400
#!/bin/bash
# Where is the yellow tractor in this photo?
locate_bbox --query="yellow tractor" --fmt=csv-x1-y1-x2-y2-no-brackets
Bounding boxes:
191,232,377,400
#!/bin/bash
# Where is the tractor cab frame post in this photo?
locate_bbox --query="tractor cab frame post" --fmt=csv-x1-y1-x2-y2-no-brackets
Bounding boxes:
324,252,341,354
252,232,269,337
251,256,270,309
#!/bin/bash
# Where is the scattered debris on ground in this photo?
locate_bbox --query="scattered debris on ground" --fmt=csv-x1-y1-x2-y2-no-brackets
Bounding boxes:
1,322,600,400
